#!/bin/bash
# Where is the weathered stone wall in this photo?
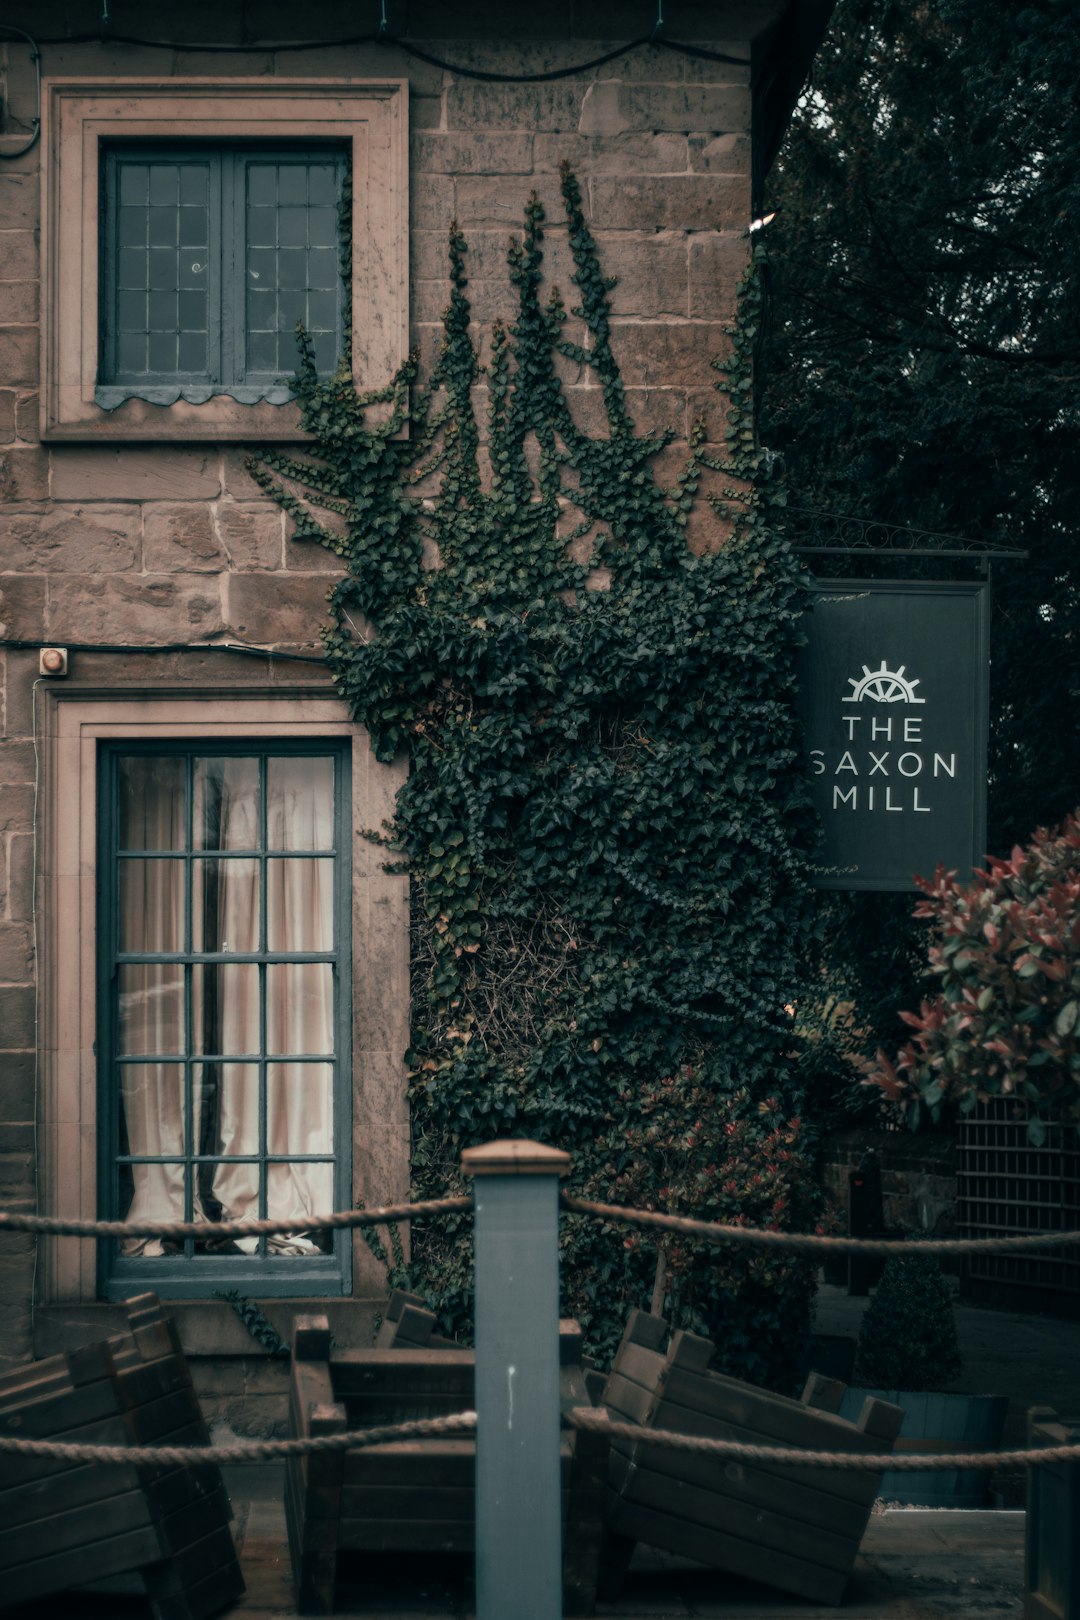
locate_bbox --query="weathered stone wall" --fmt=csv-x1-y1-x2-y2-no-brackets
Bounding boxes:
0,0,765,1409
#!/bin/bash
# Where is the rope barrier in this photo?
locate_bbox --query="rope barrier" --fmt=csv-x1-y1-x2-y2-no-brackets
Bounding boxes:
5,1191,1078,1253
565,1409,1079,1473
4,1402,1071,1473
560,1193,1080,1255
0,1194,470,1241
0,1411,477,1466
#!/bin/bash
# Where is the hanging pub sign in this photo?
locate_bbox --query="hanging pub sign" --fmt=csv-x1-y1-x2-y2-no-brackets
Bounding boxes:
797,581,989,891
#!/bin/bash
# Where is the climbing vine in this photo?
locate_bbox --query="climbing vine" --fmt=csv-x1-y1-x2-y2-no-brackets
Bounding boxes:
252,166,818,1386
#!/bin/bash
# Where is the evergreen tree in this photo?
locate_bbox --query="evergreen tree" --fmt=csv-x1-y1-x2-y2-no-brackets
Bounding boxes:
760,1,1080,1092
762,0,1080,851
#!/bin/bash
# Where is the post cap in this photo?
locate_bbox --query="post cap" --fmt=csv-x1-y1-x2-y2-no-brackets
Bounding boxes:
461,1139,571,1178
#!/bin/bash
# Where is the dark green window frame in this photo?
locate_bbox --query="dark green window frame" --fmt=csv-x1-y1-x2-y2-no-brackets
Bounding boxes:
97,740,353,1301
97,143,348,411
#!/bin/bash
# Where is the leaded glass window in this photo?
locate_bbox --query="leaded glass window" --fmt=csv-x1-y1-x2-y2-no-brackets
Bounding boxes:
98,146,347,409
98,742,352,1298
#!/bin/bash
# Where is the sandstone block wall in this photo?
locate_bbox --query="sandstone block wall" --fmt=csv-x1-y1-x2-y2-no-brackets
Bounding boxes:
0,0,765,1393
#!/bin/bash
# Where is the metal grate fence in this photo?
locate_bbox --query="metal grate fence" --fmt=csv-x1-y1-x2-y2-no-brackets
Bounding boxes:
959,1099,1080,1313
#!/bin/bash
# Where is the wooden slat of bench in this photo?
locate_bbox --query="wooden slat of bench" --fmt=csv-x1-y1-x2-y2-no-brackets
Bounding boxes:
328,1349,474,1392
608,1430,872,1539
339,1394,476,1428
0,1484,156,1569
337,1518,476,1554
0,1373,122,1439
0,1457,134,1525
609,1498,849,1606
1,1520,166,1607
602,1384,879,1509
608,1449,862,1574
342,1437,476,1488
0,1343,114,1410
661,1367,890,1455
341,1483,475,1522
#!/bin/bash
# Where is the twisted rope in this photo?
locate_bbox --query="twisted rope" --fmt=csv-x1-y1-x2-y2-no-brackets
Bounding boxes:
6,1192,1078,1253
0,1411,477,1465
0,1195,470,1241
561,1193,1080,1255
566,1409,1079,1472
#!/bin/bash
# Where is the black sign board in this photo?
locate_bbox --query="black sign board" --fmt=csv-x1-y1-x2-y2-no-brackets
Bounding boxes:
798,581,989,891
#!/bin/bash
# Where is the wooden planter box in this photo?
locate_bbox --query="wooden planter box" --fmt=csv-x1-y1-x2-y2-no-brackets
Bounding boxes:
0,1292,244,1619
598,1309,904,1606
285,1309,608,1616
838,1385,1008,1507
1025,1407,1080,1620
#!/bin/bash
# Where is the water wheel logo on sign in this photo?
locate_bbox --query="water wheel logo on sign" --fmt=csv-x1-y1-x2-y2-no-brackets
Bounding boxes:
845,663,925,705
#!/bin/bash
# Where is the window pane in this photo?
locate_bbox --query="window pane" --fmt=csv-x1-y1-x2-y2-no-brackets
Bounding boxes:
277,165,308,205
118,757,187,849
194,756,260,849
267,1062,332,1149
192,858,260,954
178,331,208,372
118,963,185,1055
267,859,334,952
119,163,149,206
267,1162,334,1251
149,165,179,205
118,859,185,954
307,165,338,206
179,207,208,249
118,247,148,289
198,1061,260,1157
308,247,338,291
149,207,178,248
118,206,148,248
179,255,209,290
148,331,178,372
148,249,178,291
266,963,333,1054
117,290,147,332
267,756,334,849
119,1064,186,1156
192,963,260,1055
180,165,207,205
148,290,177,331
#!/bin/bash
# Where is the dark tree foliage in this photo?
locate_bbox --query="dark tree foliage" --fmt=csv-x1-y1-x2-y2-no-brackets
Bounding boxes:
761,0,1080,1094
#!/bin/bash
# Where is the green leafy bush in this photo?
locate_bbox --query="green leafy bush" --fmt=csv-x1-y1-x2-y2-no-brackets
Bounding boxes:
855,1255,962,1391
865,811,1080,1142
253,168,816,1385
570,1077,820,1388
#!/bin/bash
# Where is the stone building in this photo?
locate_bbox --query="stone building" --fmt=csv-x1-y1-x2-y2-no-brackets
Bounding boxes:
0,0,829,1429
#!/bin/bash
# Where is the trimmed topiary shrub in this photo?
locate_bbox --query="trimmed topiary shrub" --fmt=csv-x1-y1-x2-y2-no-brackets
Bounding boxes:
855,1255,962,1391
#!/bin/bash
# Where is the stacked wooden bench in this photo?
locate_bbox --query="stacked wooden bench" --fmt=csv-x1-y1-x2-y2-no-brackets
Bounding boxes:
0,1292,244,1619
285,1297,608,1615
598,1308,904,1606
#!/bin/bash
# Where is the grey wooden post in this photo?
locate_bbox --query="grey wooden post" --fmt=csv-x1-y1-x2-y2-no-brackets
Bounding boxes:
463,1139,570,1620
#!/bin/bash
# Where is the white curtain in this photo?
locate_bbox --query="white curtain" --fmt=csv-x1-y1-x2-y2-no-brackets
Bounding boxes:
118,755,336,1257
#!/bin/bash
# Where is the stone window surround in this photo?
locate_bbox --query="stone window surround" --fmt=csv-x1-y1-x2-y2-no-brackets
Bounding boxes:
41,77,408,441
35,687,409,1351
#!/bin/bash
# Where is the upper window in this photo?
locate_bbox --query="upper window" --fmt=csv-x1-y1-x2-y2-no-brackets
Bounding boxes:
98,146,348,410
42,79,407,440
97,741,352,1299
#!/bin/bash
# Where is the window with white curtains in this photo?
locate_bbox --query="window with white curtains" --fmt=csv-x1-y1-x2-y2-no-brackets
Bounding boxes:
97,742,351,1297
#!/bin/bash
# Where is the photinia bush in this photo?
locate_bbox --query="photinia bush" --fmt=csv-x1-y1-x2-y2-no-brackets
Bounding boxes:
865,810,1080,1142
566,1076,820,1388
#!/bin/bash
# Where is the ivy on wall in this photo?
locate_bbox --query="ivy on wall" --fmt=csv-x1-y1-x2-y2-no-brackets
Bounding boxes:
253,166,818,1385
